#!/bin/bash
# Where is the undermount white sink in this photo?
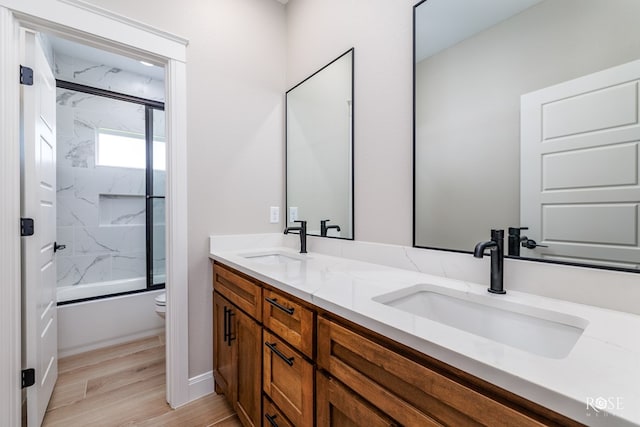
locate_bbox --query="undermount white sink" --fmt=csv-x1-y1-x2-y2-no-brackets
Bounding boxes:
241,252,303,265
374,284,588,359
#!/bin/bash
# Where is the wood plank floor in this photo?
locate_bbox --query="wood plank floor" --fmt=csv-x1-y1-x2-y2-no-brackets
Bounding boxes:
43,334,242,427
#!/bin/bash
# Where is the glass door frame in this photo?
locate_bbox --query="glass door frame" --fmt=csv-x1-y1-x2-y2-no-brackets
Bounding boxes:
145,106,165,288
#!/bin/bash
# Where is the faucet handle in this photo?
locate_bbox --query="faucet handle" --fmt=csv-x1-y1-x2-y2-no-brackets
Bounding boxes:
522,239,548,249
490,229,504,240
508,226,528,235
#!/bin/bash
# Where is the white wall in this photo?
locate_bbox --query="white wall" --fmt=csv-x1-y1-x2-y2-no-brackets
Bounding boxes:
84,0,287,376
286,0,415,246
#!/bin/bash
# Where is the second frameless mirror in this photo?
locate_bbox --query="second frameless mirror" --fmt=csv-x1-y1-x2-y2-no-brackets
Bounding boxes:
286,49,354,239
414,0,640,271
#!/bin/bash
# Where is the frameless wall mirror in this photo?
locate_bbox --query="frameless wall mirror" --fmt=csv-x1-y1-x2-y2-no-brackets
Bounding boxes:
414,0,640,271
287,48,354,239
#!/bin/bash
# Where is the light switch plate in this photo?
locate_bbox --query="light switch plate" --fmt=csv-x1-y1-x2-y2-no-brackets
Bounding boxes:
270,206,279,223
289,207,298,222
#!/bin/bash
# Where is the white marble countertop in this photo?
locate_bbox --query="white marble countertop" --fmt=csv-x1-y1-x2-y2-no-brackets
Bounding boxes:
209,235,640,426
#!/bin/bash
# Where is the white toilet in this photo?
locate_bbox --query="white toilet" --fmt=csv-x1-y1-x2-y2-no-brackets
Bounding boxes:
154,292,166,319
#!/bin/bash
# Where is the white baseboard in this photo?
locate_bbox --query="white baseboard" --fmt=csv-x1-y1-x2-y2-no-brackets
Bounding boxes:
188,370,215,402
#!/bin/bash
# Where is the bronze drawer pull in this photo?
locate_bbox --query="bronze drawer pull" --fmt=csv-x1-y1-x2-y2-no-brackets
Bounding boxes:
265,297,295,315
265,413,279,427
265,342,294,366
224,307,235,346
223,306,229,344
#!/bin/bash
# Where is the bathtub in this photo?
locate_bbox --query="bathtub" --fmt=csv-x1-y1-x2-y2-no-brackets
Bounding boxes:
57,282,165,357
57,277,149,303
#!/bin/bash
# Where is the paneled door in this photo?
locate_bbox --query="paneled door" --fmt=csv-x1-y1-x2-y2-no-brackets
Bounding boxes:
521,59,640,268
21,30,58,427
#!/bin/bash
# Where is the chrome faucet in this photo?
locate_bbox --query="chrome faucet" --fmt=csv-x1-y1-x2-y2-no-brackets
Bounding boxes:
473,229,505,294
284,220,307,254
320,219,341,237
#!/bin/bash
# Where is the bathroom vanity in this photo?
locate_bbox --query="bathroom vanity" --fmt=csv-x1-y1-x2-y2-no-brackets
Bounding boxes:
210,234,640,426
212,261,576,426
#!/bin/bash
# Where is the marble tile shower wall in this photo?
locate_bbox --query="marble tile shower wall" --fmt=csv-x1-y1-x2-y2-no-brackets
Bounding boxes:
54,52,165,102
55,53,164,288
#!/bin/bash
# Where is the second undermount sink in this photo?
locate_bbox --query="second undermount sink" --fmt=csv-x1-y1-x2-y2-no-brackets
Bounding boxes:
373,284,588,359
241,252,303,265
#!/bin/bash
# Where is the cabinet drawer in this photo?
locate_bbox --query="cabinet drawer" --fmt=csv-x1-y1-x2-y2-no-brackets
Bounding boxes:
263,288,314,358
263,331,314,426
213,263,262,321
318,317,549,427
263,395,294,427
317,372,400,427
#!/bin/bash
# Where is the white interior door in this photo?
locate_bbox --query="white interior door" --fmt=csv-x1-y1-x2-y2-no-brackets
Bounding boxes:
21,30,58,427
521,59,640,269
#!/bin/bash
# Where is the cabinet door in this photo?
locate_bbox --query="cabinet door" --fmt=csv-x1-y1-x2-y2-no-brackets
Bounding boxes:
317,373,399,427
213,292,235,400
234,309,262,427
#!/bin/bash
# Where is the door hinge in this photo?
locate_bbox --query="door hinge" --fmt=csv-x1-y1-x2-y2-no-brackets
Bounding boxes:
20,65,33,86
21,218,34,236
22,369,35,388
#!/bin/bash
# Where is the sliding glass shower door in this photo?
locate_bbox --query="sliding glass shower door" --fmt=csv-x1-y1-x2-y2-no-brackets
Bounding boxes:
56,82,166,303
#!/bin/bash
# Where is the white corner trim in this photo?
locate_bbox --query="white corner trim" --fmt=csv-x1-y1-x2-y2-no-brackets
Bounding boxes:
188,371,215,403
0,8,21,426
57,0,189,47
165,58,190,409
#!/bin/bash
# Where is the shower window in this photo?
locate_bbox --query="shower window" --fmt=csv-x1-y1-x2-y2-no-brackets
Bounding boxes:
96,129,147,169
55,80,166,304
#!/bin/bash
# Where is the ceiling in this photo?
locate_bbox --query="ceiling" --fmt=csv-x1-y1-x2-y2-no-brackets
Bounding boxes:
415,0,543,62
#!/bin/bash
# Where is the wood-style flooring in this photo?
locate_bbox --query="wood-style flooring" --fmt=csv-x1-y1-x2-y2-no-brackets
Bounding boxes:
42,334,242,427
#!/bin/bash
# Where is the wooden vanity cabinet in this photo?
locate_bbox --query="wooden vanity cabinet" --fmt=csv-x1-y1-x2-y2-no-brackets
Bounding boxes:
212,264,262,427
212,260,581,427
317,316,583,427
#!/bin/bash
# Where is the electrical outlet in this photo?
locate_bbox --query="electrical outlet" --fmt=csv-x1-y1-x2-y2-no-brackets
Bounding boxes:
289,207,298,222
270,206,279,223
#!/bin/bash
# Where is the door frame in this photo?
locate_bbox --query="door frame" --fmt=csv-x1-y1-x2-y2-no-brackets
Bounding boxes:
0,1,191,422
